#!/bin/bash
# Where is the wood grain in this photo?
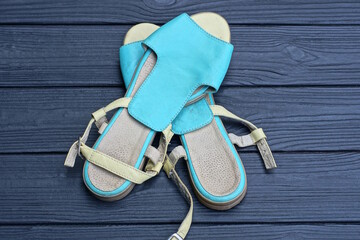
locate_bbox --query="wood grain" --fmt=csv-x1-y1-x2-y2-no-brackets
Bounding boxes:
2,25,360,87
0,152,359,224
1,0,360,24
1,1,360,238
1,224,360,239
0,87,359,153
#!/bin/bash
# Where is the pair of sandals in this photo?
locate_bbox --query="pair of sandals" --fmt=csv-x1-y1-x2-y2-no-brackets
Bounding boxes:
64,12,277,240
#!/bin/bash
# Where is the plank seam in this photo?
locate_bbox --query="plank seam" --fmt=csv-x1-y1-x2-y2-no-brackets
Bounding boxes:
2,23,360,27
1,221,360,227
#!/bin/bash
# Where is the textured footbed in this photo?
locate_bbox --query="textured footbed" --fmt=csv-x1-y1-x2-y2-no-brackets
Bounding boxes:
182,96,247,210
184,118,241,197
83,52,157,199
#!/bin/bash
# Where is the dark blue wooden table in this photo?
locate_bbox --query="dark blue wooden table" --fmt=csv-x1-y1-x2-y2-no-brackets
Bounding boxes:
1,1,360,239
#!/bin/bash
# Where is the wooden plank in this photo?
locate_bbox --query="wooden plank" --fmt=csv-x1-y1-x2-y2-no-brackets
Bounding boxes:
2,25,360,87
0,26,125,87
1,224,360,239
0,152,359,224
1,1,360,25
0,87,359,153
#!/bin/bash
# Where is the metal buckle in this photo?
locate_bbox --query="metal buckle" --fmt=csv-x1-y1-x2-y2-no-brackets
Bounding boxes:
77,137,84,159
168,233,183,240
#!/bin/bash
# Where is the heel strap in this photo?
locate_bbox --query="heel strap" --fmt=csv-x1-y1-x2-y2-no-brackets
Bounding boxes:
164,147,193,240
64,97,173,183
210,105,277,170
64,97,132,167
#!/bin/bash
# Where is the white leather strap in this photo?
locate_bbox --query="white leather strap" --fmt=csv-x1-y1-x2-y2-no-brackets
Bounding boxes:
229,128,266,147
64,118,94,167
211,105,277,169
164,148,192,240
64,97,133,168
144,145,162,165
229,133,254,147
97,122,108,134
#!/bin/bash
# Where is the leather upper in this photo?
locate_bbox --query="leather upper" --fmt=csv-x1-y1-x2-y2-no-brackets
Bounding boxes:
120,13,233,133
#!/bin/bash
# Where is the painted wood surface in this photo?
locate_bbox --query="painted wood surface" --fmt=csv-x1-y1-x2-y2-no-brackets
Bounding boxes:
0,152,359,224
1,1,360,239
1,224,360,240
0,87,359,153
1,0,360,24
1,25,360,87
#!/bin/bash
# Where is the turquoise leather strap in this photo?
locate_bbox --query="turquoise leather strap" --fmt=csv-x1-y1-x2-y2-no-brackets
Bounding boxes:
171,98,212,134
120,42,215,135
119,41,144,88
127,13,233,131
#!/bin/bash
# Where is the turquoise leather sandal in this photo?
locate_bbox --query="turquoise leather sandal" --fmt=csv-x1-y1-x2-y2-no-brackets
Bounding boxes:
65,12,233,199
120,13,277,211
64,13,233,239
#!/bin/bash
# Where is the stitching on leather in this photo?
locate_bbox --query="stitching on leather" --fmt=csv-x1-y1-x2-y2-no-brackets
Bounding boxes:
128,45,161,130
129,46,203,131
128,42,203,132
90,158,138,183
122,40,142,47
128,14,233,132
92,148,150,175
174,99,214,134
185,14,232,46
86,146,152,184
89,145,95,163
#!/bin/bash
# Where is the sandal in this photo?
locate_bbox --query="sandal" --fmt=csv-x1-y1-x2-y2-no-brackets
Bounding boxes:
64,13,234,239
120,13,277,211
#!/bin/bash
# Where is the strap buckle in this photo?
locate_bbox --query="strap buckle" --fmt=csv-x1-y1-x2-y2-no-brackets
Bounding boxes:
168,233,183,240
77,137,84,159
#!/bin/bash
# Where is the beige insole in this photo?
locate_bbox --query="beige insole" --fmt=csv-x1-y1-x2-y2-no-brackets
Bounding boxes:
183,97,241,197
86,52,156,194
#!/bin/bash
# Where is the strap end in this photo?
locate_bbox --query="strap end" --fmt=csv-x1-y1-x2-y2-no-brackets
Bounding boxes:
163,155,173,178
64,141,79,168
168,233,183,240
256,138,277,170
64,160,75,168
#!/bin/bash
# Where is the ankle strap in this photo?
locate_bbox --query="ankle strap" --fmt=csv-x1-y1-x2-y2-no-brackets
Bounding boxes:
163,148,193,240
64,97,174,183
210,105,277,169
